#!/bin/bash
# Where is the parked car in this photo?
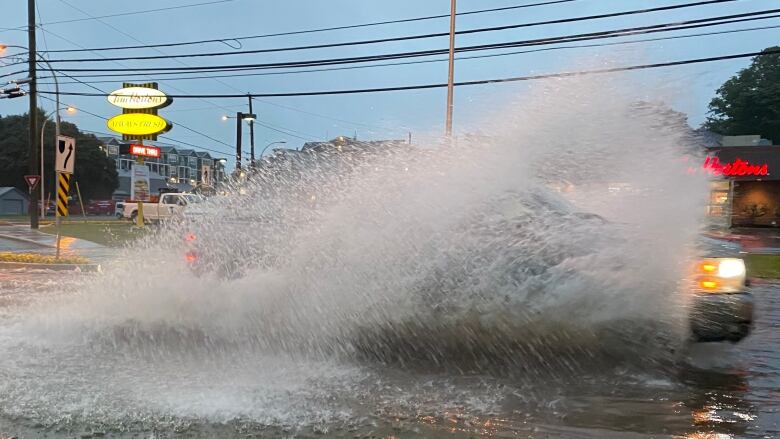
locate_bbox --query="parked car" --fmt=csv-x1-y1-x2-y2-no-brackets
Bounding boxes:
85,199,115,216
123,192,205,222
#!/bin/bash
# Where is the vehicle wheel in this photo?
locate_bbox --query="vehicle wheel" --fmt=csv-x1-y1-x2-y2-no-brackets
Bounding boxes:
130,211,138,222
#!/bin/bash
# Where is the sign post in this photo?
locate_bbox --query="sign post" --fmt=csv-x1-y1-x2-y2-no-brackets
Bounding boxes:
54,135,76,260
105,83,172,229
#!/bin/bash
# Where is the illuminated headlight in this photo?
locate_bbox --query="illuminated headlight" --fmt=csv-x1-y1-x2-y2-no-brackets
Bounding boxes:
717,258,746,279
695,258,746,293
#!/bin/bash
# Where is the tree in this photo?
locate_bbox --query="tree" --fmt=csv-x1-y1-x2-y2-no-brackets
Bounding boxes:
705,46,780,143
0,108,118,201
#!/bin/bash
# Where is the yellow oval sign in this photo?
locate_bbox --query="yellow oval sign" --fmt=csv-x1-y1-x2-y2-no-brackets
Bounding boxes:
107,113,171,136
107,87,170,109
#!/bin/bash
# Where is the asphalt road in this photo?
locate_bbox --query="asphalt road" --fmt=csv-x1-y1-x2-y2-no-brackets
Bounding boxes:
0,272,776,438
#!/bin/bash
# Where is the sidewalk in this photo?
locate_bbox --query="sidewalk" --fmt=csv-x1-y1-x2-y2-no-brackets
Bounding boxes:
0,224,115,262
706,228,780,254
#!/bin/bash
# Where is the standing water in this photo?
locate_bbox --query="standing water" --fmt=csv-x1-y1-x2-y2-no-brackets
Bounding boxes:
1,76,775,438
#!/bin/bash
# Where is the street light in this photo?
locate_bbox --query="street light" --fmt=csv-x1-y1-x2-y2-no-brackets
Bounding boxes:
2,43,63,228
40,105,76,217
222,112,256,170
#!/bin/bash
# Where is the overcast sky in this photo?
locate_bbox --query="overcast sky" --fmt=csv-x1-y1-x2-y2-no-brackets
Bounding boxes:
0,0,777,162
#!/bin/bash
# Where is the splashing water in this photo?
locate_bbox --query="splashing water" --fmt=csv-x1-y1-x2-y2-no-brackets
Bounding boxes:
0,76,710,434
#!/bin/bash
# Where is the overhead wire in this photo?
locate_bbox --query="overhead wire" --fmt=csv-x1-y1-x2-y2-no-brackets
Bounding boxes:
41,0,236,26
35,22,780,85
51,0,392,140
39,93,243,157
37,48,780,99
41,0,738,63
36,5,254,153
37,0,580,54
0,0,236,33
36,9,780,74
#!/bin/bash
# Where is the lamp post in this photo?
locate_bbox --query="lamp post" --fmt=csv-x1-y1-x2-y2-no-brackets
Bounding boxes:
260,141,287,158
248,95,255,165
40,106,76,217
0,42,62,228
221,112,256,171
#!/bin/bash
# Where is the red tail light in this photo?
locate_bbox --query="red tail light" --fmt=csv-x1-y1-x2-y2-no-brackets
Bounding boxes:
185,250,198,263
184,233,197,242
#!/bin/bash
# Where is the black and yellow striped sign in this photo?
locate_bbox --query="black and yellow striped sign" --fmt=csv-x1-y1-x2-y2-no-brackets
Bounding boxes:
56,173,70,217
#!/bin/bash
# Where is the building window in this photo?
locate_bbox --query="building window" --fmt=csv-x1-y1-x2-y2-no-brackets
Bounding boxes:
202,159,212,166
118,159,134,170
108,145,119,156
179,166,189,178
169,154,178,164
189,157,197,167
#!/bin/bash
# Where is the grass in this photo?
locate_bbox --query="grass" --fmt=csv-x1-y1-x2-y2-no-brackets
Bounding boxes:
746,254,780,279
39,222,150,247
0,252,89,265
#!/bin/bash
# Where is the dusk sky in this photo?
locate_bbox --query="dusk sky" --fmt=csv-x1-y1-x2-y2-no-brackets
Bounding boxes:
1,0,777,162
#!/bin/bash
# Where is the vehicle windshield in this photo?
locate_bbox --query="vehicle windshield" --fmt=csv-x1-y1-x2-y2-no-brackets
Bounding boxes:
183,194,203,204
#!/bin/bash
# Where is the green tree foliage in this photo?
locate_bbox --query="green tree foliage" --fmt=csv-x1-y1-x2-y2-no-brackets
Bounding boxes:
705,46,780,143
0,109,118,200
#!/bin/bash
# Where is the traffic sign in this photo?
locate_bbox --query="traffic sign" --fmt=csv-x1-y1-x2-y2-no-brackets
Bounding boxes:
24,175,40,190
56,135,76,174
56,173,70,217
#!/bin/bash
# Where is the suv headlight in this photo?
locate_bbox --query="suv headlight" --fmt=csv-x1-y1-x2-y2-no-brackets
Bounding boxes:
695,258,746,293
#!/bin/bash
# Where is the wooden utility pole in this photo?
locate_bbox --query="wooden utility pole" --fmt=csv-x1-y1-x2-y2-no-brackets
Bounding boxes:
28,0,39,229
445,0,456,138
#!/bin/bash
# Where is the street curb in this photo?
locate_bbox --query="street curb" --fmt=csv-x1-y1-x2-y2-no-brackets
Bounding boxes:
0,261,101,272
0,233,53,248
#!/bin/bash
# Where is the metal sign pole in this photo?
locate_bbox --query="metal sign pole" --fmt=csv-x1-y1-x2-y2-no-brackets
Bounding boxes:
55,170,61,260
136,139,145,228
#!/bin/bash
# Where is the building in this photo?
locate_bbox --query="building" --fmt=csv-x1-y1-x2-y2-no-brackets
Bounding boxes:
99,137,227,200
0,187,29,215
703,134,780,227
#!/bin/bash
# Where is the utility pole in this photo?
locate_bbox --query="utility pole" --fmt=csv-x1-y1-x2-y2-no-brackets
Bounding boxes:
248,95,255,166
445,0,456,139
27,0,39,229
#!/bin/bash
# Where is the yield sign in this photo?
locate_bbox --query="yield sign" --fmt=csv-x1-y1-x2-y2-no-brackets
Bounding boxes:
24,175,40,190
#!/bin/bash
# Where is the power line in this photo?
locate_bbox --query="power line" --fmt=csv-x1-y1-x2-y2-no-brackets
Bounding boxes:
42,0,236,26
37,59,243,155
37,48,780,99
42,0,736,63
41,94,242,157
50,0,378,142
37,0,580,54
35,23,780,86
35,10,780,74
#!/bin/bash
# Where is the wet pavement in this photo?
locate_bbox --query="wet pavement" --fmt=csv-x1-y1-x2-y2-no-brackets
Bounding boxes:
0,276,776,438
0,224,115,261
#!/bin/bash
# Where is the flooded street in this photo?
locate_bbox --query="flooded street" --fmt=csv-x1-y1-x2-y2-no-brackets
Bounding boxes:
0,271,777,439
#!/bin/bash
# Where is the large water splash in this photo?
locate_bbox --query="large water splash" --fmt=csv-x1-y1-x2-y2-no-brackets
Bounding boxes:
0,75,710,432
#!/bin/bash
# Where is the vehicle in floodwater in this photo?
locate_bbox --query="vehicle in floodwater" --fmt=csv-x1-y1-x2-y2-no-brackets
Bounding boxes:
689,236,753,343
178,187,754,346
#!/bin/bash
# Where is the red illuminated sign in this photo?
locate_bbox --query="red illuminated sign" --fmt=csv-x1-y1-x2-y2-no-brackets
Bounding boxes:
702,156,768,177
130,144,161,158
